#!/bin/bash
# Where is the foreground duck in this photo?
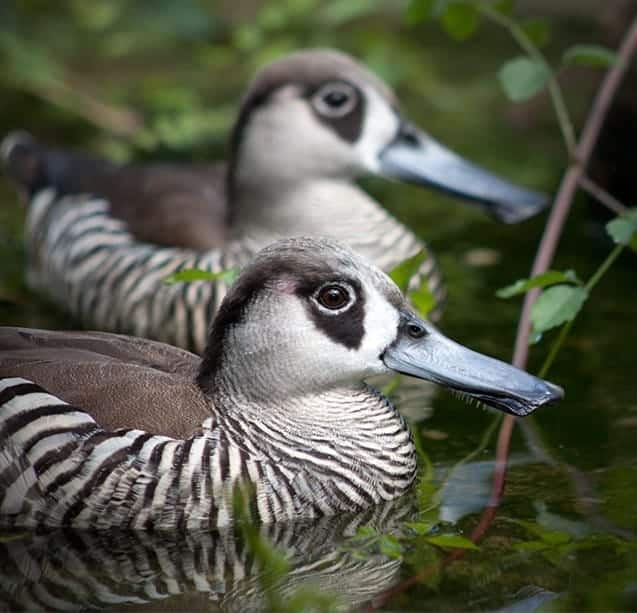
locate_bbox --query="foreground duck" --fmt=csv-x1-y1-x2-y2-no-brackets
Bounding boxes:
1,49,548,352
0,238,562,530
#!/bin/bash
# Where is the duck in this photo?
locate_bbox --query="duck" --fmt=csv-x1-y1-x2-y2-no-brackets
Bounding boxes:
0,237,563,531
1,49,549,353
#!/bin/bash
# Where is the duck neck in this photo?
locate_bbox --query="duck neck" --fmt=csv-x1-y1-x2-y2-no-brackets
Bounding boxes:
229,179,424,271
206,375,417,504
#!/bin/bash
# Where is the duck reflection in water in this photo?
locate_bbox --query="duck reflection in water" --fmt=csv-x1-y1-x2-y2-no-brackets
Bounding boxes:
0,499,411,611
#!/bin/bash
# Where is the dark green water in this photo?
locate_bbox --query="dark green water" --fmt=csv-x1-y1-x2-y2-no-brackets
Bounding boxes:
1,7,636,611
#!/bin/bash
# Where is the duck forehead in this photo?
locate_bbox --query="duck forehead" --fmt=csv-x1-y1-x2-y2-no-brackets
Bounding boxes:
242,237,405,318
246,49,398,106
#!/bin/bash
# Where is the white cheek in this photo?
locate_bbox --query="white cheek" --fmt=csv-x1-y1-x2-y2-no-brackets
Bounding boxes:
355,86,400,173
237,91,359,184
358,286,400,370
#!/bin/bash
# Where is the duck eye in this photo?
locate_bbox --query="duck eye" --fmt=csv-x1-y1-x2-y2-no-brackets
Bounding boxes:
312,82,358,118
324,90,348,107
407,323,426,339
317,284,351,310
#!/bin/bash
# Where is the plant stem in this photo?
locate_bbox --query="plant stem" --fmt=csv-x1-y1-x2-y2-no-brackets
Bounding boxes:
537,318,573,379
18,76,143,138
579,175,628,215
479,4,577,154
537,242,625,378
428,414,502,511
512,16,637,367
585,242,625,292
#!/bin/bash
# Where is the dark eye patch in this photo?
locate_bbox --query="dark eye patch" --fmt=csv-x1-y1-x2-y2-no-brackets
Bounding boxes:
307,80,365,143
296,277,365,349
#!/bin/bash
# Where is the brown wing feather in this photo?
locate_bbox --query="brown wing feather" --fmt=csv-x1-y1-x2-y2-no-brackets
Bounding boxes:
0,327,211,439
3,134,229,250
87,161,229,250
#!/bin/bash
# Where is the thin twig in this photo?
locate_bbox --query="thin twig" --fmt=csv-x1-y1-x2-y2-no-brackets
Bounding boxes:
512,16,637,367
579,175,628,215
18,76,143,137
480,5,577,154
427,414,502,512
496,15,637,556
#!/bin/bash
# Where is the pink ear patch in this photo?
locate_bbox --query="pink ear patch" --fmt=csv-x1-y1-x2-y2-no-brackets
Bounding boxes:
272,278,298,294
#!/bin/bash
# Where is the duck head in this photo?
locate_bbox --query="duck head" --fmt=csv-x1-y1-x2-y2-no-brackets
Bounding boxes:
198,237,562,415
229,49,548,224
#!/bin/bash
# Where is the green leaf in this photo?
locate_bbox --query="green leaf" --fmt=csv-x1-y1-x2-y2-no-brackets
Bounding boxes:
379,534,403,558
539,529,572,546
410,284,436,318
440,2,481,40
404,521,435,535
563,44,617,68
492,0,515,16
606,209,637,246
497,56,550,101
514,540,550,552
425,534,479,550
354,525,378,540
389,250,429,293
381,374,402,397
496,269,581,298
530,285,589,337
388,250,436,317
521,18,551,48
319,0,380,27
516,517,577,543
405,0,435,24
163,267,239,285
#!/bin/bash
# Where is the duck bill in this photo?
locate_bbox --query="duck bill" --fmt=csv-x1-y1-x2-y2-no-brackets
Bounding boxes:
378,122,549,224
382,315,563,416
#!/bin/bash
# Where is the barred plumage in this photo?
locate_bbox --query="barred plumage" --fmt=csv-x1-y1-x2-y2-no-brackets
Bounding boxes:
0,238,561,532
0,377,416,530
3,50,549,355
25,187,444,353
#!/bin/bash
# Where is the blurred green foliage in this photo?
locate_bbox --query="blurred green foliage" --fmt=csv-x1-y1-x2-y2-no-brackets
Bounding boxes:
1,1,636,611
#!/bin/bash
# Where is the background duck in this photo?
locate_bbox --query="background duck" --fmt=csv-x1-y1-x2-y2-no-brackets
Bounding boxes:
1,49,549,353
0,238,562,530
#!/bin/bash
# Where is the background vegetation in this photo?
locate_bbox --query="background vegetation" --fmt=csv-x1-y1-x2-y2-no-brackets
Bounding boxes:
1,1,636,611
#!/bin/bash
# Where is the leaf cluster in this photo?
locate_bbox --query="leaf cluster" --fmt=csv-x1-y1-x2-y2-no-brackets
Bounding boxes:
497,209,637,343
406,0,616,103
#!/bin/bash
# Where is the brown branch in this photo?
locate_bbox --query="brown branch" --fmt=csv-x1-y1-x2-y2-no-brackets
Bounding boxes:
496,14,637,540
512,17,637,367
579,175,628,215
490,13,637,563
